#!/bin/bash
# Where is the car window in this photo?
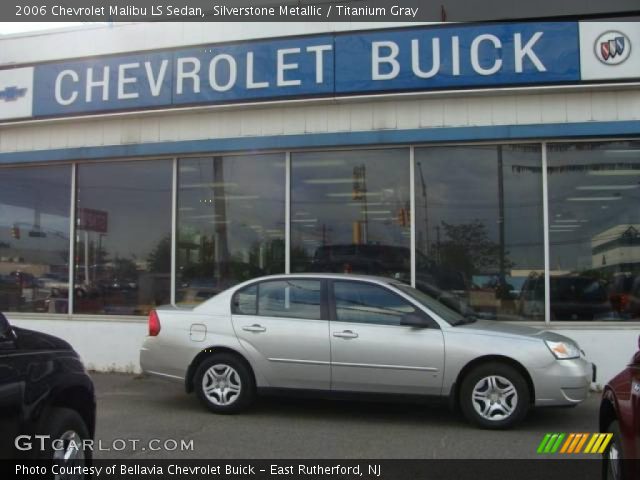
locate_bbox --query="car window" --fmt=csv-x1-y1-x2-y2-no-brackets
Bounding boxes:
257,280,322,320
393,283,465,326
333,281,416,326
232,284,258,315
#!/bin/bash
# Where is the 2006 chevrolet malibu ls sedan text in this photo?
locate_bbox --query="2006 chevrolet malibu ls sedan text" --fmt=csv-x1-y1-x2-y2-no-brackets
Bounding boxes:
140,274,595,429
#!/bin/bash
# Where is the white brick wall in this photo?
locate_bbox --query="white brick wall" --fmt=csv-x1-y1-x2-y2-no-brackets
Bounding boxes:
1,87,639,156
7,314,639,382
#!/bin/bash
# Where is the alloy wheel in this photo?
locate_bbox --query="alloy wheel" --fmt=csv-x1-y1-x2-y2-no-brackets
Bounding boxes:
52,430,85,480
471,375,518,421
202,364,242,406
607,440,621,480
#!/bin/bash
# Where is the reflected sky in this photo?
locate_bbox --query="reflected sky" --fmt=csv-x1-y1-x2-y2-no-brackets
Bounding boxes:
415,145,544,272
291,149,411,266
547,141,640,273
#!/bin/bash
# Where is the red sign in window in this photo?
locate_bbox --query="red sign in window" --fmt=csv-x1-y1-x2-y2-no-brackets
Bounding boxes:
77,208,108,233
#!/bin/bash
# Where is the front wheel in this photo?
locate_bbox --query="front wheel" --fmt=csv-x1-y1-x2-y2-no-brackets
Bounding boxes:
603,421,624,480
459,362,530,429
194,354,255,414
35,407,92,477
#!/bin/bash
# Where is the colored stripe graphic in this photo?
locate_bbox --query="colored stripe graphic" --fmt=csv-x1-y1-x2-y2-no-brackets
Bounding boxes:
550,433,565,453
560,433,575,453
574,433,589,453
537,434,552,454
586,433,613,454
584,434,599,454
537,433,565,453
597,434,613,454
538,433,612,454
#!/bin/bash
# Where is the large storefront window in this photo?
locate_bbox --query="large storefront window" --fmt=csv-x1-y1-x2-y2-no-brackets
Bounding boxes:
415,145,544,321
291,149,411,280
177,154,285,304
0,166,71,313
74,160,172,315
547,141,640,321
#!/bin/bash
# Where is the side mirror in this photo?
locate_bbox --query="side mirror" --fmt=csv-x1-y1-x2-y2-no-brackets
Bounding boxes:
400,313,432,328
0,313,16,343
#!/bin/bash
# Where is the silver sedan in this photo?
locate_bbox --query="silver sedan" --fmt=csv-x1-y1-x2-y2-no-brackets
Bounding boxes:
140,274,594,429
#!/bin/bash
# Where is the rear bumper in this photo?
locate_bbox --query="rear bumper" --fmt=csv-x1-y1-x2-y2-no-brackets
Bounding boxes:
531,357,594,407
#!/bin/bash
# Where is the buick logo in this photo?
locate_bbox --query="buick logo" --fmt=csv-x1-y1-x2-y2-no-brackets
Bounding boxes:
594,31,631,65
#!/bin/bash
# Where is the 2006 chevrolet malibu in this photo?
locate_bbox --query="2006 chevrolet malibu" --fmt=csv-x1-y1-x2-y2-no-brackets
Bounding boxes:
140,274,595,429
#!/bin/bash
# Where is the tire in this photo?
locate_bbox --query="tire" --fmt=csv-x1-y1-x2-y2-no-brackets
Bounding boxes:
34,407,92,471
459,362,530,429
194,353,255,414
603,420,625,480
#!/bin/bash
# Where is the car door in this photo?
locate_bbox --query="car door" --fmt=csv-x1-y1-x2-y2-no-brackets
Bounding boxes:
231,278,330,390
329,280,445,396
631,347,640,458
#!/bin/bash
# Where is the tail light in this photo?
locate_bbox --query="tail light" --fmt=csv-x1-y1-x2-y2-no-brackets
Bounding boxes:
148,309,161,337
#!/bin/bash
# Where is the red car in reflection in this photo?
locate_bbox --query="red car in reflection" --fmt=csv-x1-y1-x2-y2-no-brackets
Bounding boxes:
600,335,640,479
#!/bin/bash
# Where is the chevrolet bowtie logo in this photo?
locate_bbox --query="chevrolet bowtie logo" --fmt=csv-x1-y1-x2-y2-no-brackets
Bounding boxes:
0,86,28,102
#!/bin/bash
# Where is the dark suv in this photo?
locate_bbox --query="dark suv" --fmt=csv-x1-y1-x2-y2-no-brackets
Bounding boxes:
0,313,96,463
519,275,613,320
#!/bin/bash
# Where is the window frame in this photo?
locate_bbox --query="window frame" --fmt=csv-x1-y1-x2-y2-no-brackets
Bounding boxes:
327,279,438,328
231,277,329,321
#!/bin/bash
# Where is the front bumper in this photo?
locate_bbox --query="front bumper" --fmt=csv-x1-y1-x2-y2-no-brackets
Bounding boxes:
531,356,594,407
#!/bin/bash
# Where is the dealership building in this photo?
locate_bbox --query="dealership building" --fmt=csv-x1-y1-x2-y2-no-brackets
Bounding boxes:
0,20,639,382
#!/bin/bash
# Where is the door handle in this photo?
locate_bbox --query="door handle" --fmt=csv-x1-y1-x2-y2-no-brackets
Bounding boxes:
242,324,266,333
333,330,358,339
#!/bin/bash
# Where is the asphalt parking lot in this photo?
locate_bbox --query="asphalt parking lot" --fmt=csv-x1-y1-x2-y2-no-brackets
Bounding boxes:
92,372,601,460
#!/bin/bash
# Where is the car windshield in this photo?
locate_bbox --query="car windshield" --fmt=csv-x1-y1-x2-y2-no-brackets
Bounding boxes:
393,283,467,326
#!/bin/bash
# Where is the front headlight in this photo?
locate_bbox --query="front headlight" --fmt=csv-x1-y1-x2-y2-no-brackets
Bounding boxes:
545,340,580,359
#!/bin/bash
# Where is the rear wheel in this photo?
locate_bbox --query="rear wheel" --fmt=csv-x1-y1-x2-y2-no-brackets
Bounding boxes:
194,354,255,414
603,421,624,480
459,362,529,429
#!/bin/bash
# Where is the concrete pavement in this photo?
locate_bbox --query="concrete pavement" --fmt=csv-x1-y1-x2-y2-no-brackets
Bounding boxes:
91,372,601,460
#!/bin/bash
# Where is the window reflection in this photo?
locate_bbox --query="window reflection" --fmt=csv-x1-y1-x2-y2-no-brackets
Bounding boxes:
177,154,285,304
415,145,544,321
257,280,321,320
547,141,640,321
74,160,172,315
291,149,411,281
0,166,71,313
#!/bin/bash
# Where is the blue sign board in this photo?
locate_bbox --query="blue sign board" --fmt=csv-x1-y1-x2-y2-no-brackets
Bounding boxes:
335,22,580,93
27,22,581,118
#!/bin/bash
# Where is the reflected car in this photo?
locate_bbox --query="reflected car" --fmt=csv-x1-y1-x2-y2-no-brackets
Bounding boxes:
627,276,640,321
8,271,37,288
519,275,614,321
0,313,95,462
600,335,640,479
609,273,636,319
0,276,22,308
37,275,69,291
141,273,595,429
